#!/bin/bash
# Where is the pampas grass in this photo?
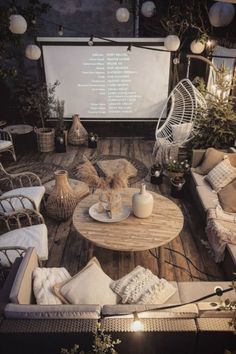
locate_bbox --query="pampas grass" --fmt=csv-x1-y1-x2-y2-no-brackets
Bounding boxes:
77,159,129,191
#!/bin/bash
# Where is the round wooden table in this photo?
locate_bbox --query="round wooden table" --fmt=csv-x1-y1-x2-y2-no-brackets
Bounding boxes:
73,187,184,277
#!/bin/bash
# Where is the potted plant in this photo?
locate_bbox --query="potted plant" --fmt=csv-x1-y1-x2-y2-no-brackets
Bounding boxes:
166,159,190,179
16,77,59,152
190,64,236,150
54,98,67,153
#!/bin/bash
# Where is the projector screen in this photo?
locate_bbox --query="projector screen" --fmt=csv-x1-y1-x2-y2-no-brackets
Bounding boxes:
39,38,170,121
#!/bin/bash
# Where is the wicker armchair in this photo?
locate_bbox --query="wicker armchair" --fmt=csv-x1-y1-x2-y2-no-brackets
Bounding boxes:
0,209,48,266
0,163,45,213
0,129,16,161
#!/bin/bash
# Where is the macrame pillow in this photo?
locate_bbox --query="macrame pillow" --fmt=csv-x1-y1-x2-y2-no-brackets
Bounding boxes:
110,266,176,304
205,158,236,192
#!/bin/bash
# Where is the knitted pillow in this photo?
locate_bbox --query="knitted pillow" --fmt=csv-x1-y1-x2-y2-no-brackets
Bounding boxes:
205,158,236,192
110,266,177,304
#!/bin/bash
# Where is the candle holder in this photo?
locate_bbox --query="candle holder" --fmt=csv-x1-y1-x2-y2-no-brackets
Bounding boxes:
150,164,162,185
88,132,98,148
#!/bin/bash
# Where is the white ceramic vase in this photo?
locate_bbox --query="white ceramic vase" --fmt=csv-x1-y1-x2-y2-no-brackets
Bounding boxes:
132,184,153,218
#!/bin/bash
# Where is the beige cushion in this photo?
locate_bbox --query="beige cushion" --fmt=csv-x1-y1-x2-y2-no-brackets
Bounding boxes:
178,282,235,303
0,140,12,149
10,248,39,304
33,267,71,305
196,186,219,211
195,148,236,175
190,169,207,187
218,178,236,213
4,303,101,319
0,224,48,264
171,123,193,143
54,257,119,306
205,158,236,192
195,148,225,175
111,266,177,305
102,303,198,319
1,186,45,212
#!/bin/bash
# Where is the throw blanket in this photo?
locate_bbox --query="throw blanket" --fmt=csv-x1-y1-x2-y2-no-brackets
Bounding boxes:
97,159,137,179
206,207,236,262
153,138,179,166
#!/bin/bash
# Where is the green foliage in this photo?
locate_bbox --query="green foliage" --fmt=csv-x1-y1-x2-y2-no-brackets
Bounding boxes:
190,64,236,149
166,159,190,173
15,76,59,128
61,323,121,354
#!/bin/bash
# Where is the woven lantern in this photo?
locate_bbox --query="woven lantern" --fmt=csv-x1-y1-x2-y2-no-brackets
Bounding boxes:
25,44,41,60
190,40,205,54
164,35,180,51
141,1,156,17
116,8,130,22
209,2,235,27
9,14,27,34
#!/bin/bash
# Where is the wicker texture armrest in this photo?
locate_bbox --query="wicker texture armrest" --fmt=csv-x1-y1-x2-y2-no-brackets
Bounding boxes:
0,163,42,190
0,209,44,234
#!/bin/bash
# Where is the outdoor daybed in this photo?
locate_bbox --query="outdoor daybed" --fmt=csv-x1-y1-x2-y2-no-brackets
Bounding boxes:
0,247,235,354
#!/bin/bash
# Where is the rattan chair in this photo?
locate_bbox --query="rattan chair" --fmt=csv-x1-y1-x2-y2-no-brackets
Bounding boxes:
0,129,16,161
0,163,45,213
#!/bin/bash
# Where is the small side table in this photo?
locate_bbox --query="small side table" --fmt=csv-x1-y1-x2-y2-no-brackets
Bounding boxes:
3,124,35,153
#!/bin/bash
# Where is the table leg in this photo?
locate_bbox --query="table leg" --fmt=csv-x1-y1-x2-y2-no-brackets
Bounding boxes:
158,246,165,278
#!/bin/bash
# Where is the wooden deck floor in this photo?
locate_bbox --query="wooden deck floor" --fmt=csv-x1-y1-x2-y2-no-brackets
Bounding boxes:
4,137,225,282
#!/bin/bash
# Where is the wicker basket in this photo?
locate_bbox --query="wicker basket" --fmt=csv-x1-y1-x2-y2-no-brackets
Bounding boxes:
35,128,55,153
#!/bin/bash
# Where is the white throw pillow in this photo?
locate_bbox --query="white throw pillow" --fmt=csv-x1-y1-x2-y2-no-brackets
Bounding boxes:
205,158,236,192
33,267,71,305
55,258,119,305
171,123,193,143
110,266,177,304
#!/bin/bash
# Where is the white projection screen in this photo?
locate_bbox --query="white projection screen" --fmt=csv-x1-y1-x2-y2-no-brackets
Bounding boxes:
38,38,170,121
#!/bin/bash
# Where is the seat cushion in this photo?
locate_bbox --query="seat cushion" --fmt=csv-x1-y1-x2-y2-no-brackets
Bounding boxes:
1,186,45,212
178,281,235,303
0,224,48,265
196,186,219,211
0,140,12,149
191,169,209,187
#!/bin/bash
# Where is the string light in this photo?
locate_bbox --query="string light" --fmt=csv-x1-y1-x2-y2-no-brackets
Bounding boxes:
58,25,63,36
127,44,132,52
130,312,143,332
88,35,94,46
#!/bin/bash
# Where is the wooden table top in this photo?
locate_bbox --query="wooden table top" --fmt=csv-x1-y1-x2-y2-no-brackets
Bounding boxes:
73,187,184,252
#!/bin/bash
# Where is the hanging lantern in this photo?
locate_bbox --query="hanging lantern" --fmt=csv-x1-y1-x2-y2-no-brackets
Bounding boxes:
190,40,205,54
25,44,41,60
9,14,27,34
116,8,130,23
164,35,180,51
209,2,235,27
141,1,156,18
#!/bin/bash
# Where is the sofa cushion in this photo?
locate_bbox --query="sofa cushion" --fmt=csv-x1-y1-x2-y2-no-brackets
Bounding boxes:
33,267,71,305
1,186,45,212
110,266,177,304
205,158,236,192
0,140,12,149
196,186,219,211
218,178,236,213
178,281,235,303
190,169,207,187
171,123,193,143
10,248,38,304
54,257,119,306
0,224,48,264
194,148,225,175
4,303,101,319
102,303,198,319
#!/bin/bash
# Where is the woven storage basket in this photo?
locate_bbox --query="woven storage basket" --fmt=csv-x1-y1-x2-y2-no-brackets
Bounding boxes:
35,128,55,153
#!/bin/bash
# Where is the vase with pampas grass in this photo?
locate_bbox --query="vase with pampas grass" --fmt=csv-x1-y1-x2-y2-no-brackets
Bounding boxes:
77,158,129,218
